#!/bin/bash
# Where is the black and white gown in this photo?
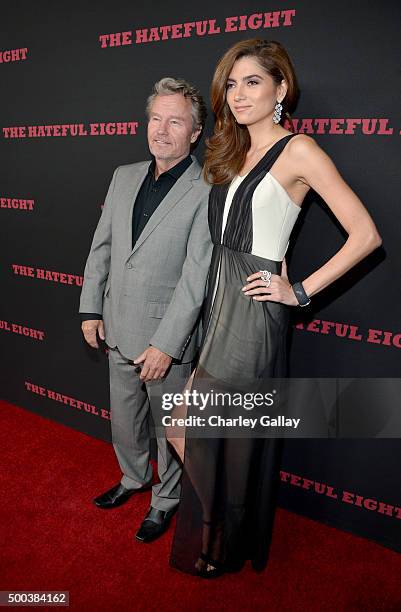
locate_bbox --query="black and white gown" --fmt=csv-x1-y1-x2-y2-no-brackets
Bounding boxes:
170,133,301,574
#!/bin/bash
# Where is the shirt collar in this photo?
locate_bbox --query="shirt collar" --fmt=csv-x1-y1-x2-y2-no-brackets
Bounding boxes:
149,155,192,180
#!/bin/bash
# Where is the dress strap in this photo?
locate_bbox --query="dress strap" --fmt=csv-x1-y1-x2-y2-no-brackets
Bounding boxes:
208,133,298,251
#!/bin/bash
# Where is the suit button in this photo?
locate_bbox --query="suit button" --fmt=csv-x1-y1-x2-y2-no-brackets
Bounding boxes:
127,263,133,269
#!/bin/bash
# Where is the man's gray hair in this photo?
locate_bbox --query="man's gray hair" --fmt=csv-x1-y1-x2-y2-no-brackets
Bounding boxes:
146,77,207,131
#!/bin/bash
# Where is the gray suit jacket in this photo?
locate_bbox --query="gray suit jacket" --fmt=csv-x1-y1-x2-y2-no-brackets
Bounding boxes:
79,156,213,362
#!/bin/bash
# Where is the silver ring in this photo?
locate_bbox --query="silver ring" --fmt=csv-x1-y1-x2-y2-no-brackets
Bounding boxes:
260,270,271,287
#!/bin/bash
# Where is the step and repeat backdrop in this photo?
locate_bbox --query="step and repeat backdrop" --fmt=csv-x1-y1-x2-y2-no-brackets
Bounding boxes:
1,1,400,552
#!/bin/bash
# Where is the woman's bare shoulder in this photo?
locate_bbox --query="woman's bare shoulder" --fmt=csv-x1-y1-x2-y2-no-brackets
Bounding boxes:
288,133,318,153
287,133,332,168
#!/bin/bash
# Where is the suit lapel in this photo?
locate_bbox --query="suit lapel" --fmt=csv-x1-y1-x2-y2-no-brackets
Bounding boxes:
126,161,150,258
127,157,200,258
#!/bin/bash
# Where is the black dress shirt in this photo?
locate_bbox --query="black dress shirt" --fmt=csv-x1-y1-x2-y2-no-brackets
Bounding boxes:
80,155,193,322
131,154,192,248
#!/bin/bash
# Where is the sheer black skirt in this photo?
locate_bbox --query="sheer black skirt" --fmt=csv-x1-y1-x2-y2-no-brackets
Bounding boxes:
169,244,290,574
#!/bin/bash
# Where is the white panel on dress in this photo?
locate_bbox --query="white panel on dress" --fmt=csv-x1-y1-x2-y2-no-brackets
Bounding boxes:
251,172,301,261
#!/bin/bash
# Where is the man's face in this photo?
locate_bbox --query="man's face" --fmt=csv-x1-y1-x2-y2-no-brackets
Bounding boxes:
147,94,200,165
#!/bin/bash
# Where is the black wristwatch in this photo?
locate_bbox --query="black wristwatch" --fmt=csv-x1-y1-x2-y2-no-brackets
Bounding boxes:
291,281,311,307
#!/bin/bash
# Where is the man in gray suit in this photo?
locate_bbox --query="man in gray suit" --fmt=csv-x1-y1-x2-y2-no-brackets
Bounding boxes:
79,77,212,542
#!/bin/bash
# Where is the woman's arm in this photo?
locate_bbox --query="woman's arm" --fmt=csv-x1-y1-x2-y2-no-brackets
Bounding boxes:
290,135,382,298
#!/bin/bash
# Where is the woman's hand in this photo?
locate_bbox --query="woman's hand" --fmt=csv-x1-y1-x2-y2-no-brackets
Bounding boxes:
241,258,299,306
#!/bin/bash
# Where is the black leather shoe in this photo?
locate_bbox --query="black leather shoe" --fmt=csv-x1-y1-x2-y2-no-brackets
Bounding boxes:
93,482,151,509
135,506,177,543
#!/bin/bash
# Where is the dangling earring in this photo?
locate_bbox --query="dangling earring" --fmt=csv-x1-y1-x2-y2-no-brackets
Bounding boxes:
273,100,283,124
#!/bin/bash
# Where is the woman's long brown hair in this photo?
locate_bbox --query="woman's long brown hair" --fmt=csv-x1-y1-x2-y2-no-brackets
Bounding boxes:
204,39,299,185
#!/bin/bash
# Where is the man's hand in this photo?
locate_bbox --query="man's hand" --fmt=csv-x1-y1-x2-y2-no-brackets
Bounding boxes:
134,347,172,382
81,319,105,348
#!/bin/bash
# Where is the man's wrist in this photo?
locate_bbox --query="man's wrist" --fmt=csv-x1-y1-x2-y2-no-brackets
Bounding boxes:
149,344,173,360
80,313,103,321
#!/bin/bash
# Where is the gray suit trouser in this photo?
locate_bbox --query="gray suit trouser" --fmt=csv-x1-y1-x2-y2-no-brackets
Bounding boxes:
107,345,191,512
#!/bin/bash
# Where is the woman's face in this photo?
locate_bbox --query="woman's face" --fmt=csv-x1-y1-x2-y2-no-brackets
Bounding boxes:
226,56,286,127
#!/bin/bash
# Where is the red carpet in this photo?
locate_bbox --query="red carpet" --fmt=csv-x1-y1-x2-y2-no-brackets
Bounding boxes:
1,399,400,611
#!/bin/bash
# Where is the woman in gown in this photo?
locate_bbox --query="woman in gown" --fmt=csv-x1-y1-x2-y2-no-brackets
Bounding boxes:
166,39,382,577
